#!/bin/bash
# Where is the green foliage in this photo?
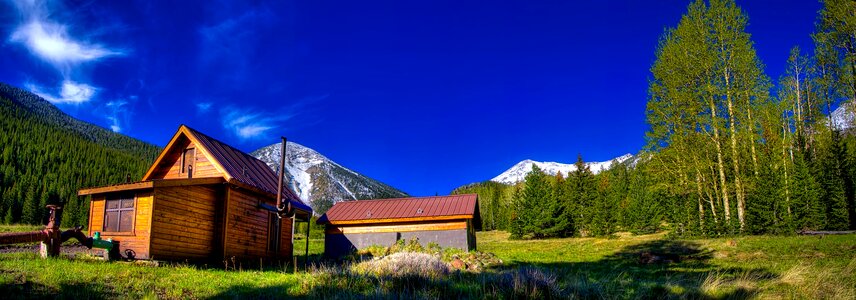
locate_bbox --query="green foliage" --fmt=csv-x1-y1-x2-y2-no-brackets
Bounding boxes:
453,0,856,239
451,180,512,231
0,83,160,227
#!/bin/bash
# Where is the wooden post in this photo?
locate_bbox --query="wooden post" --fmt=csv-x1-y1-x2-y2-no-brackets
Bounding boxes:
304,218,310,270
40,205,62,258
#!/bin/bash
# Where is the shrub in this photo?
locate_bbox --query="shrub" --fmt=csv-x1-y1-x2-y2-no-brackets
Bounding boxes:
350,252,449,278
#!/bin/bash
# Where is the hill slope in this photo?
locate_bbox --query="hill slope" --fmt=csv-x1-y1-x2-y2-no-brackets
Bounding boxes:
0,82,160,226
252,142,408,214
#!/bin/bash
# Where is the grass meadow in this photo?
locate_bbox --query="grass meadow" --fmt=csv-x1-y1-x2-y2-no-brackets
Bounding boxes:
0,227,853,299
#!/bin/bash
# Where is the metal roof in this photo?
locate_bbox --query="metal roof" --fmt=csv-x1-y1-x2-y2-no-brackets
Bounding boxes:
317,194,478,224
182,126,311,213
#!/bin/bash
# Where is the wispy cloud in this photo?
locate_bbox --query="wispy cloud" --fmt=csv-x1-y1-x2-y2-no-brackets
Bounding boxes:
219,94,328,140
10,21,122,70
196,102,213,114
7,0,124,109
7,0,124,75
27,80,97,104
198,7,275,84
104,100,129,132
221,106,292,140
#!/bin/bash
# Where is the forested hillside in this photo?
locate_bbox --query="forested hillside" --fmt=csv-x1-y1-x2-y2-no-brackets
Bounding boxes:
0,83,160,227
455,0,856,238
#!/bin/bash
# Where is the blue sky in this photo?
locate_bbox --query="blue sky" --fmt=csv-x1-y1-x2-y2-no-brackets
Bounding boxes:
0,0,821,196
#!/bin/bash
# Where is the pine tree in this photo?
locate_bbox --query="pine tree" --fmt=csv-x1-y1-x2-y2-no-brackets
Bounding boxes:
792,152,824,230
509,186,526,239
567,154,597,236
819,133,850,230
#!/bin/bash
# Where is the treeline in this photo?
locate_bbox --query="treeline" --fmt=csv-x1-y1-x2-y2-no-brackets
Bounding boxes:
454,0,856,238
453,155,663,238
0,85,160,227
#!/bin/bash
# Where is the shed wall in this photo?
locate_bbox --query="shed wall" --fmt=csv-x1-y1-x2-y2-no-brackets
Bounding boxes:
324,220,472,258
223,187,290,260
87,191,153,259
149,185,222,260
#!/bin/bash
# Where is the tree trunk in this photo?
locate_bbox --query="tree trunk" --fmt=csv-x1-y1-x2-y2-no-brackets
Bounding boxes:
726,69,746,230
746,91,759,177
710,97,731,222
783,119,792,218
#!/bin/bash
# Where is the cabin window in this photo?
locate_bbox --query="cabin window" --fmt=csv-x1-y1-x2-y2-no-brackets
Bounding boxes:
104,194,135,232
181,148,195,176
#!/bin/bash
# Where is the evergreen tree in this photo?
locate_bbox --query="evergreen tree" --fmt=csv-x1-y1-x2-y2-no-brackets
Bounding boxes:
567,154,596,236
509,186,526,239
792,152,824,230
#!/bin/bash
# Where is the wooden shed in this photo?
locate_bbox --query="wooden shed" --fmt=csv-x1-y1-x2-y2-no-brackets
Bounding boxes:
317,194,480,258
78,125,312,262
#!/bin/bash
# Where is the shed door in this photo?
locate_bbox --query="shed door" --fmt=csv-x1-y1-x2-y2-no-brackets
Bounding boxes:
268,213,281,254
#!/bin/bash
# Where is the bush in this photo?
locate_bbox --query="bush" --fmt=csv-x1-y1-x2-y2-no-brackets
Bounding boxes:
350,252,450,278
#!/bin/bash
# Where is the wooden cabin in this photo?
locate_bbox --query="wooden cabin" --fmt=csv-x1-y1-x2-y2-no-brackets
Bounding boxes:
78,125,312,262
317,194,480,258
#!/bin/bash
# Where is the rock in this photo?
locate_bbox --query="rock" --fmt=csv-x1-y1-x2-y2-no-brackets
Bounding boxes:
467,261,482,272
450,258,466,270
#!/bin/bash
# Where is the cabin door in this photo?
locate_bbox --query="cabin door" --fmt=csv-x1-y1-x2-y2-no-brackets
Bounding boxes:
268,213,281,254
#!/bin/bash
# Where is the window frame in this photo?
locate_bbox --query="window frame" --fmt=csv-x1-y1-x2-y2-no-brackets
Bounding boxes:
181,147,196,175
103,193,136,233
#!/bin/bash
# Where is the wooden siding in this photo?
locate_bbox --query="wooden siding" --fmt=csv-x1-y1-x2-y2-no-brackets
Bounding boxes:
87,191,154,259
223,187,289,260
325,220,467,235
147,137,223,180
149,185,222,260
279,217,293,258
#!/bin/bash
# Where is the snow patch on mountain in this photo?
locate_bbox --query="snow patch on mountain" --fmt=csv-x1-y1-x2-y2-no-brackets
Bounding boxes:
831,102,854,130
251,141,408,214
491,154,634,184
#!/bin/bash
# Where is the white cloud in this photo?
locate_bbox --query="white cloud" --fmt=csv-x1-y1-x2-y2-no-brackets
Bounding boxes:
105,100,129,132
221,107,291,140
27,80,97,104
10,21,122,68
9,0,126,115
196,102,213,113
7,0,123,74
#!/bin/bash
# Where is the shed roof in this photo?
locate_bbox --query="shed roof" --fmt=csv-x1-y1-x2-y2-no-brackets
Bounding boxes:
317,194,478,225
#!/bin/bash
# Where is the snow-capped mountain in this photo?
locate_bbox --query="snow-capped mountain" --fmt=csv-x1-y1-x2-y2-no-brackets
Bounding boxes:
491,154,635,184
831,102,854,130
252,142,408,214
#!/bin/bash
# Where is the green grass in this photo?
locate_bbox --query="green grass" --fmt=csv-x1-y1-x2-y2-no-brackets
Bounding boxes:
1,229,854,299
0,224,43,233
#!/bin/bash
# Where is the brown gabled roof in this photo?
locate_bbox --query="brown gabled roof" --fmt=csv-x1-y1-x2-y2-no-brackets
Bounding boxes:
317,194,479,225
141,125,311,214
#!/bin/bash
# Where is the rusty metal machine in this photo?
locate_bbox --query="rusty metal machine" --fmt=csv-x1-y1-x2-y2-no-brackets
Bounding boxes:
0,205,119,259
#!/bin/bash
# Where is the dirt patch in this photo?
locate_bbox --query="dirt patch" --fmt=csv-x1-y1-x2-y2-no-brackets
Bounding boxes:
0,242,91,258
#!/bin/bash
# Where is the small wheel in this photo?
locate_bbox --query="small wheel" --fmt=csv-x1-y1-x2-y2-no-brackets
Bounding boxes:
124,249,136,260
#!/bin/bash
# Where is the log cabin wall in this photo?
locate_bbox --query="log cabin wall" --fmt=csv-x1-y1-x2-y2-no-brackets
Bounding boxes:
223,187,284,260
147,137,223,180
279,216,294,259
87,191,154,259
148,184,223,261
323,219,471,258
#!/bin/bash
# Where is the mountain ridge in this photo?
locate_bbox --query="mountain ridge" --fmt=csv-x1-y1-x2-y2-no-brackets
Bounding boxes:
491,154,635,184
252,142,408,214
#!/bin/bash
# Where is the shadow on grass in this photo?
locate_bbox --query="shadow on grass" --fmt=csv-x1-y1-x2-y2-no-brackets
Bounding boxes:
0,277,117,300
210,240,781,299
504,240,776,299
